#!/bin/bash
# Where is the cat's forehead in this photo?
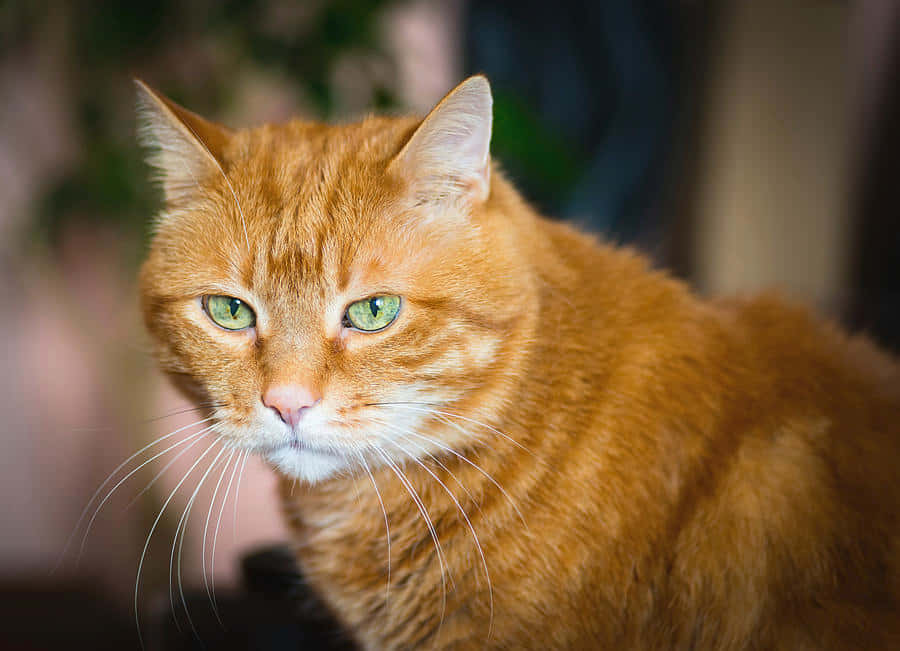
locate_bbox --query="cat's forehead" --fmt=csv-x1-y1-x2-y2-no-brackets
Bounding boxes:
149,114,458,312
233,116,416,186
224,117,426,299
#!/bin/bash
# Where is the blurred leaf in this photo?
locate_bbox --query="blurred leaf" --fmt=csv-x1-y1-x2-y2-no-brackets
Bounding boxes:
24,0,398,259
491,89,582,211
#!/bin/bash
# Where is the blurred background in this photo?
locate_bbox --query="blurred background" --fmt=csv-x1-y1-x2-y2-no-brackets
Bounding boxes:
1,0,897,648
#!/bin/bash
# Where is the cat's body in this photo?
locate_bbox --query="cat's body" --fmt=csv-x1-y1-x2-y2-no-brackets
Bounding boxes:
283,192,900,650
137,77,900,649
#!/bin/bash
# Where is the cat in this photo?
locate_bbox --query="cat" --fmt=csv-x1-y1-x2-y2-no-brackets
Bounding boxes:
137,75,900,649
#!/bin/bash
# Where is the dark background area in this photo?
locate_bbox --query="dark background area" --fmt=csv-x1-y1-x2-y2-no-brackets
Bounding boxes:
1,0,896,649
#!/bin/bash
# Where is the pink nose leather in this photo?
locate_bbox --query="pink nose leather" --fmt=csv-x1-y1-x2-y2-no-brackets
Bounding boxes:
263,384,321,426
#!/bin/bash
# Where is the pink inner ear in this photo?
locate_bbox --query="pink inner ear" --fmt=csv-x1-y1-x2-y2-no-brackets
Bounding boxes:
393,76,493,203
135,80,233,207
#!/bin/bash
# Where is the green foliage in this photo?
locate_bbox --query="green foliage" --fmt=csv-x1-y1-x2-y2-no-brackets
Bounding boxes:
15,0,585,258
19,0,397,259
491,89,582,210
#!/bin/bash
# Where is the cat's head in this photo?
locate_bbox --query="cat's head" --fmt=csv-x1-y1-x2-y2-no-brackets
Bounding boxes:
137,77,535,482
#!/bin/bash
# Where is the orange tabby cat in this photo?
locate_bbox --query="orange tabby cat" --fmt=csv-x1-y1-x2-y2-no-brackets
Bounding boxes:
137,76,900,649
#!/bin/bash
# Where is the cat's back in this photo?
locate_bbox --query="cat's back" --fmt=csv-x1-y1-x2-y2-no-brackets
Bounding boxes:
529,210,900,460
522,213,900,648
675,293,900,648
711,291,900,502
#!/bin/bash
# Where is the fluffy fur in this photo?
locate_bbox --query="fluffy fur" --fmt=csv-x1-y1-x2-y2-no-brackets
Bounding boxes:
138,76,900,649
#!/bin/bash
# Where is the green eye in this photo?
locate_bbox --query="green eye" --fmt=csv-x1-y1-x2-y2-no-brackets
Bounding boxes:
204,295,256,331
345,295,401,332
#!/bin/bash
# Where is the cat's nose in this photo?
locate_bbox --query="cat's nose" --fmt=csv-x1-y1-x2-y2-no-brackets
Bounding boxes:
262,384,322,427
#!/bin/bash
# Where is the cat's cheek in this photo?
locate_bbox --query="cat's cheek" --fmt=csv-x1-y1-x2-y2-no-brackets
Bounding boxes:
336,303,409,352
459,334,500,370
337,328,387,352
206,326,257,353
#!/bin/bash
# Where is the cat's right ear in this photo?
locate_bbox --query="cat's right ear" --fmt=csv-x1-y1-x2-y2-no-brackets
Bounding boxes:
135,79,233,207
389,75,493,207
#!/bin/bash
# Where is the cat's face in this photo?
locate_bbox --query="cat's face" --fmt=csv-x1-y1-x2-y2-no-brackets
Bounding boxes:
139,77,526,482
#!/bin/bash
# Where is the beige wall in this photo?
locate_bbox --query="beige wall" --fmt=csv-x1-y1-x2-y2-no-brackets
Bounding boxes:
693,0,851,315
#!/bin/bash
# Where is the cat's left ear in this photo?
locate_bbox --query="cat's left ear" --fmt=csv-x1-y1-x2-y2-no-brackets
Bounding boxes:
389,75,493,205
135,80,233,207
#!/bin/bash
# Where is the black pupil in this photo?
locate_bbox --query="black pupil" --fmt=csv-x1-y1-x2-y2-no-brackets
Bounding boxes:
369,297,382,317
229,298,241,318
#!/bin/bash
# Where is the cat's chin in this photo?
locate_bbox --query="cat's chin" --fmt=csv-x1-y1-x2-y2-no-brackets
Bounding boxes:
265,445,345,483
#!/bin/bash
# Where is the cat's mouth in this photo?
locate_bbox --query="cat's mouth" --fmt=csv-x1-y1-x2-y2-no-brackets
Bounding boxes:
265,433,347,482
288,437,324,453
280,432,339,458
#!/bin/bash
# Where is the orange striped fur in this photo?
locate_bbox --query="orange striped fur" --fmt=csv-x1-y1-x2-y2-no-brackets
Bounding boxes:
138,77,900,649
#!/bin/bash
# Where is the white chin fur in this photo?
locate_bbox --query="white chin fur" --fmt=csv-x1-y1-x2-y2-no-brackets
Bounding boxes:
265,446,344,483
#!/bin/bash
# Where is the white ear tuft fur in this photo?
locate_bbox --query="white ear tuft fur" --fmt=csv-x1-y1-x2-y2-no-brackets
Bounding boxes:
135,80,232,207
390,75,493,205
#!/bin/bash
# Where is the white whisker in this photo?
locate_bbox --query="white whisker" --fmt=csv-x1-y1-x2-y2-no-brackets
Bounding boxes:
210,445,242,623
231,450,250,543
373,419,479,507
134,439,220,650
357,453,391,611
373,447,449,635
374,403,531,454
348,463,363,505
140,402,221,425
78,425,214,563
202,451,237,620
68,403,219,435
382,437,494,639
169,446,229,637
55,416,215,571
124,431,211,511
372,413,528,529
